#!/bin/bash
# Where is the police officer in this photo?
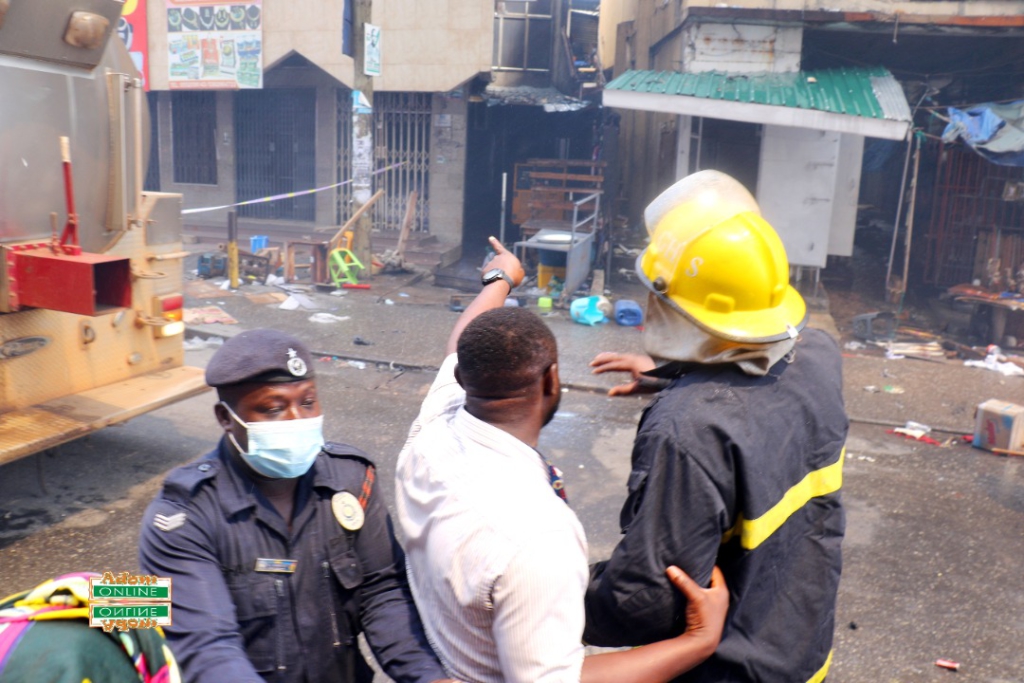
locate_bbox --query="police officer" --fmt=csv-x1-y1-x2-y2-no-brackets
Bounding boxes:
139,329,452,683
583,171,848,682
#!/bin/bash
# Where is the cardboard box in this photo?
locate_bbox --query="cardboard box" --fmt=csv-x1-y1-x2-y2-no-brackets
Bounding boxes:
973,400,1024,453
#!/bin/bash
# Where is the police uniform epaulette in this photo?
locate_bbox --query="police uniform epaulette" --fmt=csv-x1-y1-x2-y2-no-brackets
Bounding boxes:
161,456,220,504
322,441,376,468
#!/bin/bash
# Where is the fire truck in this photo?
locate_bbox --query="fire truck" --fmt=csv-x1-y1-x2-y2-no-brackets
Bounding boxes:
0,1,208,465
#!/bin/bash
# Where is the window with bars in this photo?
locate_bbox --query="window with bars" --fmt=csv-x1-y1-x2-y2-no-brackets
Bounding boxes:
171,91,218,185
373,92,431,233
493,0,553,71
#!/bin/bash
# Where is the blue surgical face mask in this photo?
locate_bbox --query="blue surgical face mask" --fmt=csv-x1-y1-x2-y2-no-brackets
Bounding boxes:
221,402,325,479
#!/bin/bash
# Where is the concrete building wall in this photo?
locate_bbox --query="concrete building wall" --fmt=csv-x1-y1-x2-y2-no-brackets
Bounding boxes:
684,23,802,74
597,0,638,73
373,0,493,93
428,89,468,247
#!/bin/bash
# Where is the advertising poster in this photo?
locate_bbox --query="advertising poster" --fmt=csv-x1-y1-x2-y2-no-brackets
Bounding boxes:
364,23,381,77
118,0,149,89
166,0,263,89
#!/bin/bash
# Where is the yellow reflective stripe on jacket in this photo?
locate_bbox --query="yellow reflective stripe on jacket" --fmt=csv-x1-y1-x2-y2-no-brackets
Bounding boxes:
807,649,833,683
722,448,845,550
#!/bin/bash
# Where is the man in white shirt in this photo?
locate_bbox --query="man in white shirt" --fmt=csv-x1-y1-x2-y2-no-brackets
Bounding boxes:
395,237,728,683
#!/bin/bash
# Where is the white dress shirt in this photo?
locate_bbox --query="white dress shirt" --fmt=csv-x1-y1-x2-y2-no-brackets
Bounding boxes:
396,354,589,683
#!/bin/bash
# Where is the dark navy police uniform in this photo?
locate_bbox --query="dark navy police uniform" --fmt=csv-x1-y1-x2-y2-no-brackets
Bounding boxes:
584,329,848,683
139,439,446,683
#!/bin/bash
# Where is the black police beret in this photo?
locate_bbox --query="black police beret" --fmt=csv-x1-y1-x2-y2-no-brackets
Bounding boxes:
205,329,316,388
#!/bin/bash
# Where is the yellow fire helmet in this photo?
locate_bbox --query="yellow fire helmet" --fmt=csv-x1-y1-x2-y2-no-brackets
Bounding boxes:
638,170,807,343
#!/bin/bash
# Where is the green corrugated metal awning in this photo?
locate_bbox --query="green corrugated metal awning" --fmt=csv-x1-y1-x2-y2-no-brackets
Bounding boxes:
603,67,911,140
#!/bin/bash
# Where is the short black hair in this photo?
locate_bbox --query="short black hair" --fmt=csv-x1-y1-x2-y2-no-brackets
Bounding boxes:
456,308,557,394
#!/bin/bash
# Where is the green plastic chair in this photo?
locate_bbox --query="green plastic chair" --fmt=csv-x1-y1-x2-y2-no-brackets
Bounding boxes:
328,247,365,286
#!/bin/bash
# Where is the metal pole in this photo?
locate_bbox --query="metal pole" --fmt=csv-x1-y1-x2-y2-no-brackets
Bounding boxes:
898,133,923,313
227,211,239,289
350,0,375,271
885,130,914,294
499,172,507,244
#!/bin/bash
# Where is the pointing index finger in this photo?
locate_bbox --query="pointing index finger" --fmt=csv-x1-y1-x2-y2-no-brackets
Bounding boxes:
488,236,507,255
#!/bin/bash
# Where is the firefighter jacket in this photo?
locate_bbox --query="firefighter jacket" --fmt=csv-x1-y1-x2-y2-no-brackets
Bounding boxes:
584,328,848,682
139,439,446,683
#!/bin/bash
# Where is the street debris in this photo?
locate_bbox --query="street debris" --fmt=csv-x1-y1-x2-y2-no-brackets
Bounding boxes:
329,289,347,297
571,296,610,326
279,293,321,311
265,274,286,286
347,360,367,370
864,385,905,394
353,337,373,346
614,299,644,326
183,306,238,325
183,336,225,351
384,299,395,305
964,347,1024,377
844,341,866,351
935,658,960,671
972,399,1024,453
308,313,350,324
873,341,946,361
244,292,288,305
888,426,943,446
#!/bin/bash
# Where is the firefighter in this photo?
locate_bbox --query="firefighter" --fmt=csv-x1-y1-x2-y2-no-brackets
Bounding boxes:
583,170,849,682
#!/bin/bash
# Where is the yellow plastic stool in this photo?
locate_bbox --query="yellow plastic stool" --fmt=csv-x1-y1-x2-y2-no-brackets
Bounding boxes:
328,248,365,286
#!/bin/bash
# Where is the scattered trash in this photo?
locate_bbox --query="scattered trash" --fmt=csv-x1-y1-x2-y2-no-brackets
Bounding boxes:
347,360,367,370
844,340,866,351
219,280,232,290
964,348,1024,377
353,337,373,346
570,296,608,326
972,399,1024,453
578,464,585,469
265,274,286,286
183,336,225,351
308,313,351,324
330,289,347,297
851,311,897,341
888,428,943,446
863,385,880,393
384,299,395,305
343,283,371,290
848,622,857,630
503,298,520,307
398,292,410,297
244,292,288,305
279,293,320,311
183,306,238,325
883,385,905,394
614,299,644,326
935,659,960,671
904,420,931,433
875,341,946,360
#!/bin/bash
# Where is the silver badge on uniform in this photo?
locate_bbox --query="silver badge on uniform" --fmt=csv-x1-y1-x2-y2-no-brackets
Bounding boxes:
286,348,307,377
332,492,364,531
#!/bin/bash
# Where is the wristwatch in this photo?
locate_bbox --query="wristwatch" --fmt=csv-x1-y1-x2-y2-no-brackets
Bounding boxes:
481,268,514,292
